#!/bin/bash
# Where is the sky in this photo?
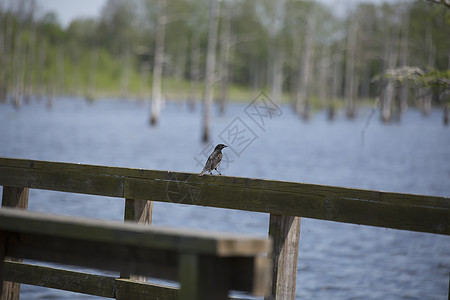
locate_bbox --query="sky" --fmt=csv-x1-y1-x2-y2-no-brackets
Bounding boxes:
36,0,402,28
37,0,106,28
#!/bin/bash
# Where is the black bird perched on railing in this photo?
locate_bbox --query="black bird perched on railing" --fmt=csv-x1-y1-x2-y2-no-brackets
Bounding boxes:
198,144,228,176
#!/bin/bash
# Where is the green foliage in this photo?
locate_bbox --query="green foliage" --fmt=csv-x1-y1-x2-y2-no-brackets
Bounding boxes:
0,0,449,104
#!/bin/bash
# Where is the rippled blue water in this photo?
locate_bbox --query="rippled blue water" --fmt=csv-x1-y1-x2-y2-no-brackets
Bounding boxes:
1,97,449,299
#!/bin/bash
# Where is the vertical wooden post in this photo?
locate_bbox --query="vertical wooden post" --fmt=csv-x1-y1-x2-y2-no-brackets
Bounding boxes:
266,214,301,300
1,187,29,209
123,198,153,225
0,232,6,296
179,253,229,300
1,186,29,300
120,198,153,281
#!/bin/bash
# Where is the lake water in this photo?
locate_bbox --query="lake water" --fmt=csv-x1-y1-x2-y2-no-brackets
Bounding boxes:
1,97,449,299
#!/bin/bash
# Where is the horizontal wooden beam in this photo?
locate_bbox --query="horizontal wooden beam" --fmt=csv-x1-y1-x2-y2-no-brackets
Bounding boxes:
0,208,270,257
0,208,270,295
3,261,251,300
0,157,449,235
4,261,179,299
115,278,178,300
3,261,116,298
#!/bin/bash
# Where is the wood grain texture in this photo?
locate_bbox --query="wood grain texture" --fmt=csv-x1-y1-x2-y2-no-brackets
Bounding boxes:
0,207,270,294
0,208,270,257
2,187,29,209
3,261,258,300
266,214,301,300
3,261,115,298
179,253,230,300
124,198,153,225
0,157,448,234
115,278,178,300
121,198,153,281
3,261,180,299
1,186,29,300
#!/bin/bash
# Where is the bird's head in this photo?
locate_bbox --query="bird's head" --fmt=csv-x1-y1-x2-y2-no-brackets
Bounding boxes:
214,144,228,151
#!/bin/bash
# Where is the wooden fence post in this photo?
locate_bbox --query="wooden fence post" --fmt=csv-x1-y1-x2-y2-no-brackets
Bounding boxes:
179,253,229,300
1,186,29,300
0,232,6,296
120,198,153,281
1,187,29,209
266,214,301,300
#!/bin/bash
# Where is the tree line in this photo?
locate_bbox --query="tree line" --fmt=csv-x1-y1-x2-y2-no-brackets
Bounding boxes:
0,0,449,125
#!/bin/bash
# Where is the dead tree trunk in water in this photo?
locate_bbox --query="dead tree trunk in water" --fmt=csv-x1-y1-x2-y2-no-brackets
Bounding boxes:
446,53,450,126
381,24,400,123
289,30,302,113
202,0,220,143
295,2,316,120
329,50,342,121
56,43,64,97
36,39,47,101
317,47,330,110
0,7,14,103
188,31,201,111
422,23,435,117
12,33,25,109
268,0,287,105
150,0,167,126
86,45,98,103
270,43,284,105
398,8,410,116
217,7,232,115
444,104,449,126
24,25,36,104
344,18,357,119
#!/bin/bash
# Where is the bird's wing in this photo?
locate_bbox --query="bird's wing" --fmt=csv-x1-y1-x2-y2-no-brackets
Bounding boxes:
211,152,223,169
205,152,216,169
198,152,215,176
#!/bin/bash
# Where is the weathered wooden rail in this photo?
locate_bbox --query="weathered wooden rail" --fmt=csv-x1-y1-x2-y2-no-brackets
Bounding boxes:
0,157,449,299
0,207,271,300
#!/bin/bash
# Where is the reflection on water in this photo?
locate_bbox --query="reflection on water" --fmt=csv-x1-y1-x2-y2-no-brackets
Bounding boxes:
1,98,449,299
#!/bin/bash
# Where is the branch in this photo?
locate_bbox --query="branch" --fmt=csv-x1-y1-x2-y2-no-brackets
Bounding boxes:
425,0,450,9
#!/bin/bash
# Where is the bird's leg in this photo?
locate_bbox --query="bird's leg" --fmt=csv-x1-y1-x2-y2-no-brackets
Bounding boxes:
214,168,222,175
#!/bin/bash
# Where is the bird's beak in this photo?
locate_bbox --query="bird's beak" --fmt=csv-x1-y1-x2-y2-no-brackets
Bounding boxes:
224,145,228,147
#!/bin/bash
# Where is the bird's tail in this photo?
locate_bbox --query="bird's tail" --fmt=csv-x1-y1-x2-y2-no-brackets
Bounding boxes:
198,168,207,177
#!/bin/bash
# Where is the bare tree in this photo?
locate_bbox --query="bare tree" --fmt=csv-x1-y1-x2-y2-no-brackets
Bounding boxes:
150,0,167,126
188,33,200,110
296,2,316,119
56,43,64,96
380,24,400,122
398,8,410,115
23,24,36,104
344,16,358,119
12,32,25,109
0,4,13,103
422,22,435,116
217,2,233,115
267,0,287,104
86,44,98,103
202,0,220,143
329,50,343,120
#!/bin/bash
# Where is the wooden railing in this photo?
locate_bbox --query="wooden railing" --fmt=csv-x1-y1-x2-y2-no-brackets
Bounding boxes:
0,207,271,300
0,157,449,299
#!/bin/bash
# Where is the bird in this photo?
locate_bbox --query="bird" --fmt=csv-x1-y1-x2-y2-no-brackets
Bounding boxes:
198,144,228,176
